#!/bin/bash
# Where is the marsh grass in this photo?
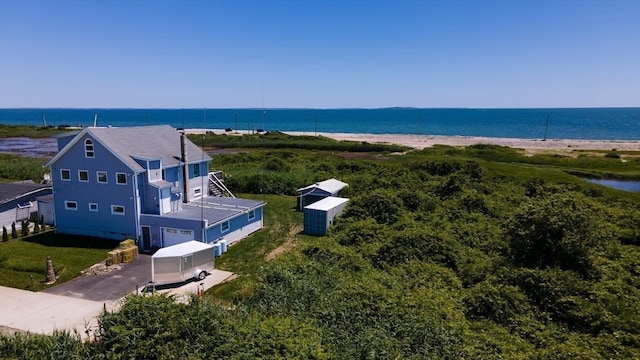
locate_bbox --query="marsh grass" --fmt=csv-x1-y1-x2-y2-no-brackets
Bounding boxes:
190,130,411,153
0,125,71,138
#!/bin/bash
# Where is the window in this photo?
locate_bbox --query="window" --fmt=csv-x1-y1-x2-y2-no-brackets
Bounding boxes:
65,201,77,210
221,221,230,233
192,164,200,178
194,187,202,198
97,171,107,183
60,169,71,181
248,209,255,221
111,205,125,215
84,139,94,158
89,203,98,212
78,170,89,182
116,173,127,185
180,230,192,235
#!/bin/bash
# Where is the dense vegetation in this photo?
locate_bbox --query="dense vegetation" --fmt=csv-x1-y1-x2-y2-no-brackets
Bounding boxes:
0,154,48,183
2,143,640,359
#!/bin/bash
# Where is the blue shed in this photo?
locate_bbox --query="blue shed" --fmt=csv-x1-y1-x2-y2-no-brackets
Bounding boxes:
303,197,349,236
297,178,348,211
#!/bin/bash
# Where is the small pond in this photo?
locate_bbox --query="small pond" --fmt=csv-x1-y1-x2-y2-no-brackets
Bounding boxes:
585,179,640,193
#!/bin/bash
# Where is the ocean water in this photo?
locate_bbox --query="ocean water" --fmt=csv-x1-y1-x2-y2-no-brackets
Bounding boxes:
0,108,638,140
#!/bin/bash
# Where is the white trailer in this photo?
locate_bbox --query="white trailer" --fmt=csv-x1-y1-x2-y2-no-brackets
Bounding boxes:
151,241,215,285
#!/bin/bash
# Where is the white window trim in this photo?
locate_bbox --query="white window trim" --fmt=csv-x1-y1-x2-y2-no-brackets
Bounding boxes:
193,187,202,198
116,172,127,185
65,201,78,210
111,205,125,215
78,170,89,182
89,203,98,212
85,139,94,158
248,209,255,221
96,171,108,184
60,169,71,181
221,220,230,233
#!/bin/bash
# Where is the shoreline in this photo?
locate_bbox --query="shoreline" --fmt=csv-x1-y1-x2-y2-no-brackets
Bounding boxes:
184,129,640,152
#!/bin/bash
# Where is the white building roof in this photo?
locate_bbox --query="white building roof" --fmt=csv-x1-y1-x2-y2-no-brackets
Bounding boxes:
304,196,349,211
153,240,213,258
297,178,348,194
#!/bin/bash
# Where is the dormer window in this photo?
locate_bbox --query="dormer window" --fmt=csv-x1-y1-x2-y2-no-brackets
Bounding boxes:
85,139,94,158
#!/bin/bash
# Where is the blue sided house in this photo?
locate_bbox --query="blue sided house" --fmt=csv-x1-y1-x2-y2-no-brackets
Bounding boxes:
45,125,265,251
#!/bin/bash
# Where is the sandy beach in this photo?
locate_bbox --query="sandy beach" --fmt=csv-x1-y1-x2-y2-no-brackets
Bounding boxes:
185,129,640,153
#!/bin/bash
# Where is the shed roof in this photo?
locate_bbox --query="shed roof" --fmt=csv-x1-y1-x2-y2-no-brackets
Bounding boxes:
153,240,213,258
297,178,348,194
0,183,52,205
304,196,349,211
45,125,210,172
36,194,55,203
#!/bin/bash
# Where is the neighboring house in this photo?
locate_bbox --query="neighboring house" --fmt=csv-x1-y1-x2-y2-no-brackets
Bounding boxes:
36,194,55,226
0,182,52,229
45,125,265,251
297,178,348,210
303,196,349,236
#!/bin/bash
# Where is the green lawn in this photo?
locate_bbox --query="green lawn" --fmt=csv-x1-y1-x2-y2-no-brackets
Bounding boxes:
0,231,117,291
206,193,303,303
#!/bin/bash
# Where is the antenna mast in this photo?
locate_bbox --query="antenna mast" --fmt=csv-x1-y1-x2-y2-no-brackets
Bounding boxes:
543,114,549,141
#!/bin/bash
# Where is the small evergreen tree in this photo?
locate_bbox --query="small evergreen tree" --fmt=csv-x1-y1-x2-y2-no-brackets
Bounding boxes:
39,215,46,231
21,221,29,236
33,221,40,234
2,226,8,242
11,222,17,238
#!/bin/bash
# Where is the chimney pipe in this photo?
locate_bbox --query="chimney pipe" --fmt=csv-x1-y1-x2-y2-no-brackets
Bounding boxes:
181,132,189,203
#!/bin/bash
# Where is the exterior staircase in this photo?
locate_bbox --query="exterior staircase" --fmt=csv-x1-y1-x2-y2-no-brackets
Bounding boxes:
208,171,235,198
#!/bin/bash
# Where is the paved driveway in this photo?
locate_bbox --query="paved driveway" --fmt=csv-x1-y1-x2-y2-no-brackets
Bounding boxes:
1,254,233,338
42,254,152,301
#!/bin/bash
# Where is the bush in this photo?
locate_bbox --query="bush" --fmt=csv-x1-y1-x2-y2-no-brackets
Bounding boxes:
342,189,404,225
464,280,532,326
504,194,606,277
2,227,7,242
373,229,460,270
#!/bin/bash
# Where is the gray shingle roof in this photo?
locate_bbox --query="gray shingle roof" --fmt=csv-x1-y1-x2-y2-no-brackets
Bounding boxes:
87,126,210,171
0,183,52,205
46,125,210,172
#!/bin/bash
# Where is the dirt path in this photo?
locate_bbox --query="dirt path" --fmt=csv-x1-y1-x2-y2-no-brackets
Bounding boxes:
266,224,302,261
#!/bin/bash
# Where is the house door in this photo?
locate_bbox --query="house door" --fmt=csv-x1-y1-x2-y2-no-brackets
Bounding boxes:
142,226,151,250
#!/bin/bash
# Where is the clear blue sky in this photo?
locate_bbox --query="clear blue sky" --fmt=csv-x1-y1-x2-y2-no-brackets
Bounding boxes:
1,0,639,108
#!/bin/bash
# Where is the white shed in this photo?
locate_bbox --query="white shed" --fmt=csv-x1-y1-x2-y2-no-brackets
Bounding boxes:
303,196,349,236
